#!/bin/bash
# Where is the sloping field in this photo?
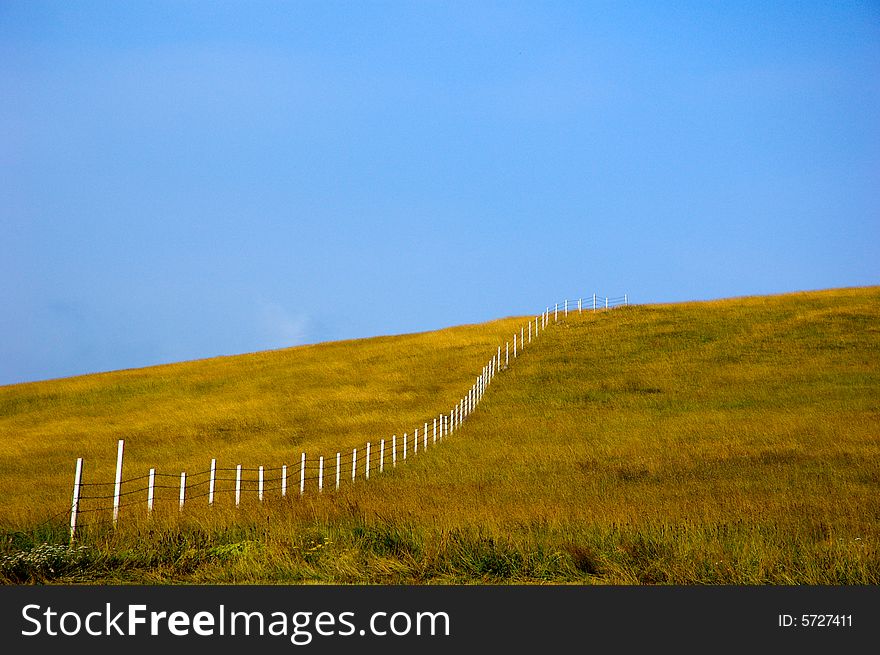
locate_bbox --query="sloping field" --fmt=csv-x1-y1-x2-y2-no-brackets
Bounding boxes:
1,287,878,584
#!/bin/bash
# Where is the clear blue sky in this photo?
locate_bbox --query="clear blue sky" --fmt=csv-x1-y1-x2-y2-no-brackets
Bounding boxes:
2,1,878,385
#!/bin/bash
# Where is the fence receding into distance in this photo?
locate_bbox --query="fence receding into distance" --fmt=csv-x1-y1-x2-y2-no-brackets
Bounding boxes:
68,295,628,541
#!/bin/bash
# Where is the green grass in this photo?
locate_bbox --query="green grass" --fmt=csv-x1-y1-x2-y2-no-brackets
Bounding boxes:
1,287,878,584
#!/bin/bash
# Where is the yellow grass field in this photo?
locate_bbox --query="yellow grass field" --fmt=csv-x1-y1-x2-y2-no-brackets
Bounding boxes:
1,287,878,584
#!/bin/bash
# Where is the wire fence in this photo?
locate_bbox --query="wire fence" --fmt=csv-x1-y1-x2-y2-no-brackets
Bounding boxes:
62,294,628,541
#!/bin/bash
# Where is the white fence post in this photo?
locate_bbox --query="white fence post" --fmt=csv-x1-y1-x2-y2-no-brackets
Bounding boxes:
112,439,124,527
535,315,539,337
403,433,408,460
319,456,324,492
605,296,608,309
209,458,216,506
366,442,371,479
235,464,242,507
433,417,437,444
351,448,357,481
625,293,628,305
528,321,532,344
300,452,306,496
578,298,582,313
514,333,517,358
506,341,509,367
424,422,428,450
555,303,558,322
70,457,83,543
179,472,186,511
258,466,264,502
565,299,568,316
521,326,524,349
392,435,397,467
336,452,341,490
281,464,288,497
380,439,385,473
147,468,155,516
414,427,419,454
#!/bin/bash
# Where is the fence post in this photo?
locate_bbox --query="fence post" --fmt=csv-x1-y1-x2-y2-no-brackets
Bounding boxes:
605,296,608,309
403,433,407,460
514,333,517,358
555,303,558,322
351,448,357,481
147,468,155,516
112,439,124,527
414,428,418,454
433,417,437,444
521,326,524,349
565,299,568,317
319,456,324,492
578,298,582,314
625,293,628,306
69,457,83,544
336,452,341,490
281,464,287,497
235,464,242,507
179,472,186,511
300,452,306,496
366,442,371,479
258,466,264,502
506,341,509,367
424,422,428,450
593,293,597,311
380,439,385,473
528,321,531,344
535,315,539,337
209,458,216,506
393,435,397,467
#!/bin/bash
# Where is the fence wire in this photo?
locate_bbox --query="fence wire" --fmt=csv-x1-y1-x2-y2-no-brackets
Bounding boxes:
65,296,626,531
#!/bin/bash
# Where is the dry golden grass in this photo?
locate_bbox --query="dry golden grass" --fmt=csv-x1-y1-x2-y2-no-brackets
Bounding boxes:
1,287,878,584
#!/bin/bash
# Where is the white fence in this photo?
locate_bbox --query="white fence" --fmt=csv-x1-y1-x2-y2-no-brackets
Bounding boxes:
67,294,628,541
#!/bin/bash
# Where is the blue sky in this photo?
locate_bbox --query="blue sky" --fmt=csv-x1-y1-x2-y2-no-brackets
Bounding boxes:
2,1,878,385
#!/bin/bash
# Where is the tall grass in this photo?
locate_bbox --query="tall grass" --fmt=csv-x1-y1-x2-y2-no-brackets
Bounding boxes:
1,287,878,584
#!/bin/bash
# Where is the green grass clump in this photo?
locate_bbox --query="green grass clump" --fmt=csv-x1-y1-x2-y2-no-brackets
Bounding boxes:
1,287,878,584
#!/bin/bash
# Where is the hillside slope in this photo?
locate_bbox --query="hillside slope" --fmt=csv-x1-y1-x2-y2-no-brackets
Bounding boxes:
1,287,878,584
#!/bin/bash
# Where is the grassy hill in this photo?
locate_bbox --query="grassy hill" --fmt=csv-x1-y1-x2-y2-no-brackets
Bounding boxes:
1,287,878,584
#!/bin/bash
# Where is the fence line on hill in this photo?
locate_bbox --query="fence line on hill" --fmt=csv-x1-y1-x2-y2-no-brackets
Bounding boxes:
66,294,628,542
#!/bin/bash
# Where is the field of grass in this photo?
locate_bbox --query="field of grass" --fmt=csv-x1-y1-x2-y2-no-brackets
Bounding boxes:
1,287,878,584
